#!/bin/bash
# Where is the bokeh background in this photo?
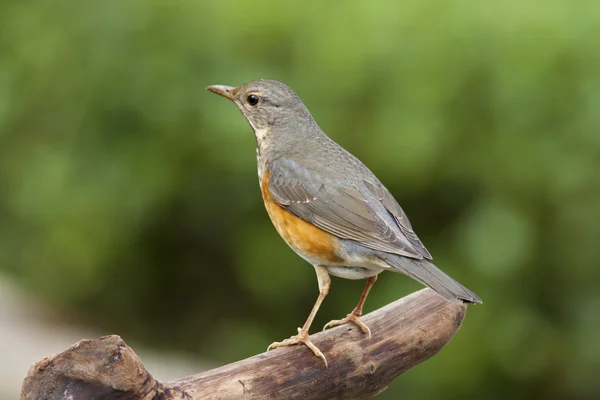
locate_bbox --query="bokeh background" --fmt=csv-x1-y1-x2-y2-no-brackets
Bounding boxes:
1,0,599,399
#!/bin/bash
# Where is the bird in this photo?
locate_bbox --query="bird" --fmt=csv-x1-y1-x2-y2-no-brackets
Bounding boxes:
206,79,481,366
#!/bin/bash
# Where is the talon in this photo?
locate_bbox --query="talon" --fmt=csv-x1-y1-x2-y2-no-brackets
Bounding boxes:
266,329,328,367
323,313,372,340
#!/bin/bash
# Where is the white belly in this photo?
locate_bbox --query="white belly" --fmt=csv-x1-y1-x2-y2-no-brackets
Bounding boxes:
326,266,382,280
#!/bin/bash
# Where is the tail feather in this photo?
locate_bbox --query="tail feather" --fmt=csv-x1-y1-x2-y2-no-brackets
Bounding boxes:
381,254,482,304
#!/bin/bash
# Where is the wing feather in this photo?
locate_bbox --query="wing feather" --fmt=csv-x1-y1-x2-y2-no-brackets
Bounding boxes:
267,158,431,259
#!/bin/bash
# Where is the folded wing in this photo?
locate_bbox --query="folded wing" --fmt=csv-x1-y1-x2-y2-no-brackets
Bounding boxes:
267,158,432,260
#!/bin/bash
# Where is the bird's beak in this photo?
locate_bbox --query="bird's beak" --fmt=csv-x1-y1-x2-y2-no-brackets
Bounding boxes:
206,85,236,101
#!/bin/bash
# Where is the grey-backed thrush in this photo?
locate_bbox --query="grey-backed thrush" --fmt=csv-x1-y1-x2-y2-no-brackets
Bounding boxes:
206,79,481,366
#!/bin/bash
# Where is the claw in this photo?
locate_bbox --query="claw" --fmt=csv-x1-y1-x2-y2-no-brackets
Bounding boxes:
323,314,372,340
267,327,328,367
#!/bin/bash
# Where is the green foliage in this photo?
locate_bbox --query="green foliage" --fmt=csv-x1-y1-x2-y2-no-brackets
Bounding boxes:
1,1,599,398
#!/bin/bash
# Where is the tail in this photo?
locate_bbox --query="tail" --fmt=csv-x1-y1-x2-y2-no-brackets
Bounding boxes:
380,254,482,304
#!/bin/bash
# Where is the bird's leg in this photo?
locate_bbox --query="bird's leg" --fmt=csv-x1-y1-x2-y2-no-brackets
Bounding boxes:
267,265,331,366
323,275,377,339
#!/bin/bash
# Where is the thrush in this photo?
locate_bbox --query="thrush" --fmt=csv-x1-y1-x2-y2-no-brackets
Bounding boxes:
206,79,481,366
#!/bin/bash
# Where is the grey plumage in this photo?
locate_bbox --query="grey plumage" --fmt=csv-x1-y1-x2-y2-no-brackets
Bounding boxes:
267,157,432,259
207,79,482,305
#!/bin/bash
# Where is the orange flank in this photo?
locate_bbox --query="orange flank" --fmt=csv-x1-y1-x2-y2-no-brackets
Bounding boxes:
261,170,343,264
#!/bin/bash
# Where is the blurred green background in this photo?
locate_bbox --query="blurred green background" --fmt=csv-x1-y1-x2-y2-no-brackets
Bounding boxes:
1,0,599,399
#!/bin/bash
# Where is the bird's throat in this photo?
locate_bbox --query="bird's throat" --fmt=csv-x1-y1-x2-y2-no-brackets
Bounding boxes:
254,127,270,150
254,128,270,181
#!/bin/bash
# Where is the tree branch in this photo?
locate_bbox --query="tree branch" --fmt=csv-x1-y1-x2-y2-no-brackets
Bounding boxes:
21,288,467,400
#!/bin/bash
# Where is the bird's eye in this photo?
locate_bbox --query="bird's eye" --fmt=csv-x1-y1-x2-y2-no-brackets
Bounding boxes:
247,94,259,106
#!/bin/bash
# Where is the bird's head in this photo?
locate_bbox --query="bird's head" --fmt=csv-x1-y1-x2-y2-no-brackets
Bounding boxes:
206,79,314,147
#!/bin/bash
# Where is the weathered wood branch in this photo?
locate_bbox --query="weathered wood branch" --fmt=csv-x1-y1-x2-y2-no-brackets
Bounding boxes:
21,288,467,400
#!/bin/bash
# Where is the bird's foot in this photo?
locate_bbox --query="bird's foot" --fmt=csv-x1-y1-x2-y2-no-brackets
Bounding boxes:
267,327,328,367
323,312,371,340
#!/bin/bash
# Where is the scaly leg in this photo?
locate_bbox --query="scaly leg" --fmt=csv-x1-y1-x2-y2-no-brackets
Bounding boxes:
267,265,331,366
323,275,377,339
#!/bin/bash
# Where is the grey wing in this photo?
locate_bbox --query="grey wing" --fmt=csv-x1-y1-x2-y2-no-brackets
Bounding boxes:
267,157,432,260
